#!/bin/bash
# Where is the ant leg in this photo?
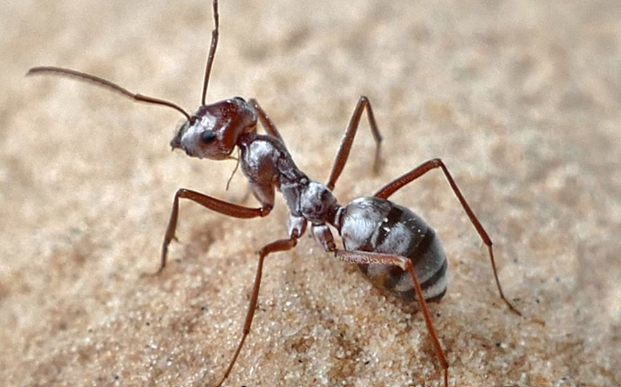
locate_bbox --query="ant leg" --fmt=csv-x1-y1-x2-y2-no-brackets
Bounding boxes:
374,158,522,316
311,225,447,385
326,96,383,191
333,249,449,387
215,235,299,387
158,188,273,274
248,98,284,142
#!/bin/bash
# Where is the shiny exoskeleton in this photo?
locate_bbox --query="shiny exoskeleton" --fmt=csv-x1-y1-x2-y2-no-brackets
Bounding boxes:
27,1,521,387
340,197,448,303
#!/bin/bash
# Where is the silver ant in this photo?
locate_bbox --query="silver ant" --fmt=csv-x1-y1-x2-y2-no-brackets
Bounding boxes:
28,1,522,386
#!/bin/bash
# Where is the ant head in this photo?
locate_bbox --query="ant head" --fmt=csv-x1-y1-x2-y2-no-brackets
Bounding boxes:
169,97,256,159
28,0,249,161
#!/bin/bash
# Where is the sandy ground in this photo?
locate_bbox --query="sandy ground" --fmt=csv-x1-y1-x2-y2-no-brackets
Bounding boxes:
1,0,620,386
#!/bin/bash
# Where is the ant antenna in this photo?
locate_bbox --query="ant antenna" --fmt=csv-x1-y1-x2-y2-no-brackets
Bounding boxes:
201,0,220,106
27,66,193,122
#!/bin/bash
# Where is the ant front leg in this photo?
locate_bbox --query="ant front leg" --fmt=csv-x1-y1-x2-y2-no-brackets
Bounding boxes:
157,188,273,274
326,96,383,191
374,158,522,316
215,232,300,387
248,98,284,142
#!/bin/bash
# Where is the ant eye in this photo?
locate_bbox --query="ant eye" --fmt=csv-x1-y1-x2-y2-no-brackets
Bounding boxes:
234,96,245,102
201,131,217,144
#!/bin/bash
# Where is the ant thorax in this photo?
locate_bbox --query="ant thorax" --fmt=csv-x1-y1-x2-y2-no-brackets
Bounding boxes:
238,132,305,210
238,132,338,225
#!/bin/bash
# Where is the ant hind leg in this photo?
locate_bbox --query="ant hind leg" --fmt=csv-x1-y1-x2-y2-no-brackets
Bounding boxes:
374,158,522,316
332,249,449,387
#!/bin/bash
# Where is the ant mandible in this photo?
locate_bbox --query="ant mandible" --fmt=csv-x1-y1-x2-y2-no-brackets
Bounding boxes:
28,1,522,386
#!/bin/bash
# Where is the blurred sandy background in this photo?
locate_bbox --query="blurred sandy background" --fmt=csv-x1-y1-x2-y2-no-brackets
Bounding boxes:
1,0,620,386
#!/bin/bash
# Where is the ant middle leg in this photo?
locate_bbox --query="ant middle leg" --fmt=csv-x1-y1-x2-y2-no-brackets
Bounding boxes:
215,234,299,387
158,188,273,274
333,249,449,387
326,96,383,191
374,158,522,316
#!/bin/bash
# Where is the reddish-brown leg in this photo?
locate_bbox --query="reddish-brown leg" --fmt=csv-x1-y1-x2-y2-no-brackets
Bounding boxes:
374,158,522,316
158,188,273,274
248,98,284,142
326,96,383,191
215,235,299,387
333,249,449,387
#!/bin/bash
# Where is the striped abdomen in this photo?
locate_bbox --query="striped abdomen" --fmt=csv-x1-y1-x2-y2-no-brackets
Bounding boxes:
337,197,447,302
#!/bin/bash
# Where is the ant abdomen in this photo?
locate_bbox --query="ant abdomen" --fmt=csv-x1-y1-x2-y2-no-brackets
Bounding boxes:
337,197,448,302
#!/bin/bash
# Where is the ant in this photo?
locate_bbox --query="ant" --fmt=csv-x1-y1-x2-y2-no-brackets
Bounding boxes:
28,0,522,386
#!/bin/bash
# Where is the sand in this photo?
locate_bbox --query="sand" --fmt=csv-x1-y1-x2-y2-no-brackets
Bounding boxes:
1,0,620,386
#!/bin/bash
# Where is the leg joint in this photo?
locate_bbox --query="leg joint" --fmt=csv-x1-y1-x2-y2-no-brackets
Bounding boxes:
260,204,273,217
